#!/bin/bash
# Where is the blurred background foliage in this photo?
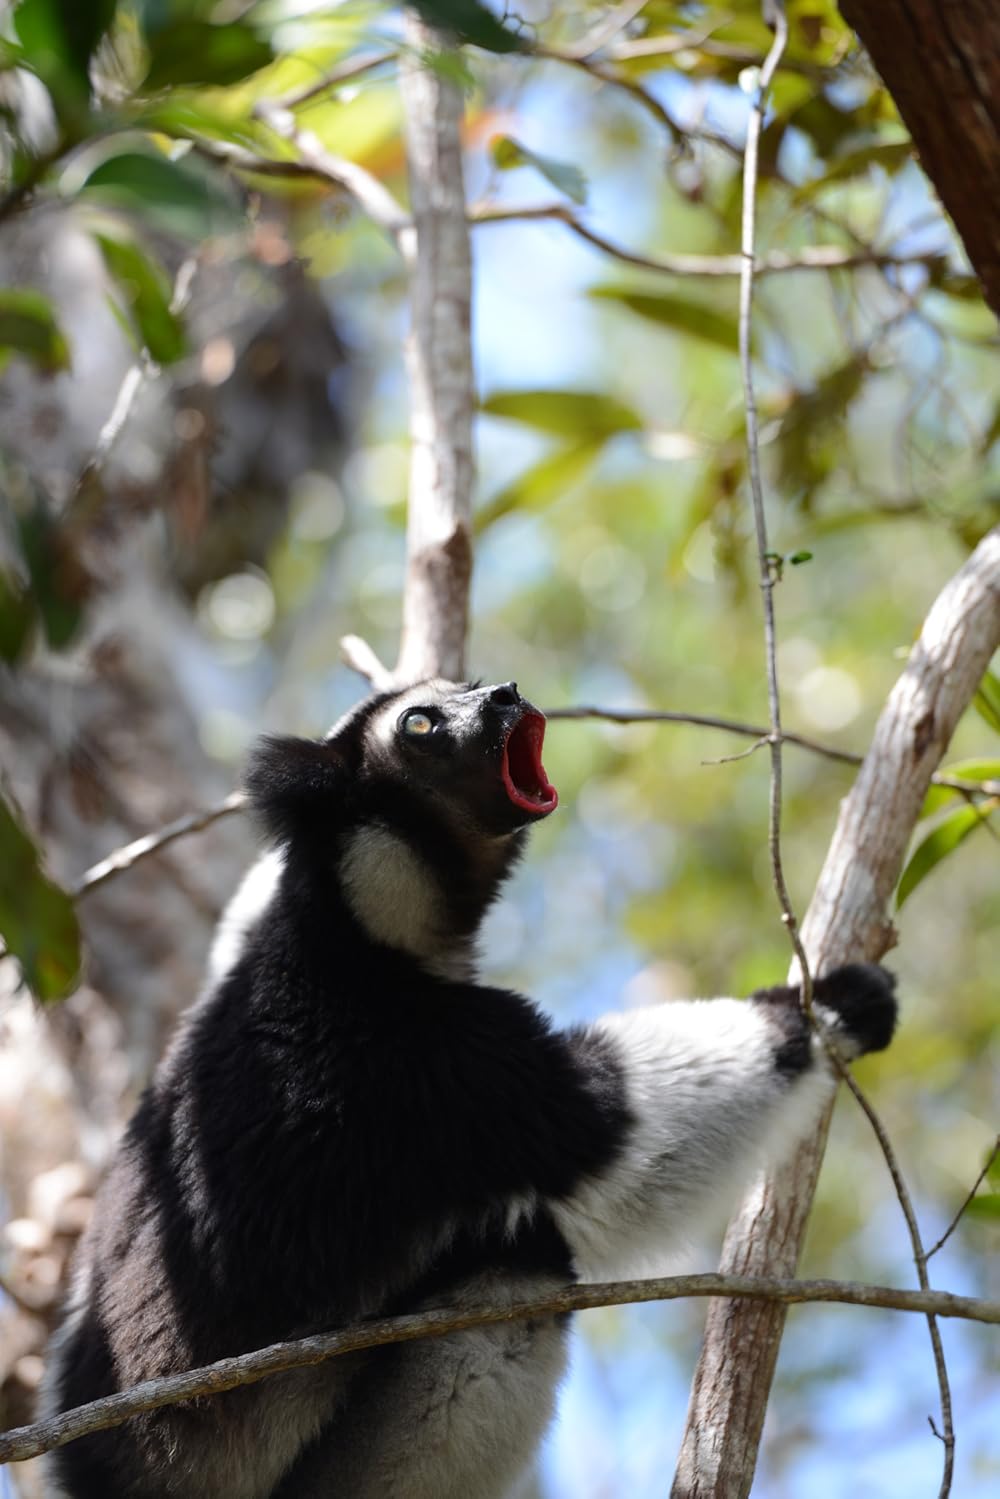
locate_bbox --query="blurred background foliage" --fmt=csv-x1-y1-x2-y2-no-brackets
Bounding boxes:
0,0,998,1495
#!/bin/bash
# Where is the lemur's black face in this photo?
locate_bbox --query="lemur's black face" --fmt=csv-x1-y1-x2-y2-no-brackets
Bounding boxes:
360,679,558,836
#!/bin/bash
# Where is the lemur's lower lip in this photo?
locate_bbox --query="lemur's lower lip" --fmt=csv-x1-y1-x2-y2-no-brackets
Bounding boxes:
501,712,558,815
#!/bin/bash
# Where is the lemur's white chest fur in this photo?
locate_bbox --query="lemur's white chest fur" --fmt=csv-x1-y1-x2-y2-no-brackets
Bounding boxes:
340,823,474,981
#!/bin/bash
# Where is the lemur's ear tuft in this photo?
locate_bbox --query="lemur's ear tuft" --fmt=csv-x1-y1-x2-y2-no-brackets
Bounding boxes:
244,735,347,847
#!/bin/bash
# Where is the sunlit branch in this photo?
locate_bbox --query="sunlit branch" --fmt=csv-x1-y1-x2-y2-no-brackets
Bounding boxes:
72,793,247,900
2,1272,997,1466
470,201,948,280
253,101,414,253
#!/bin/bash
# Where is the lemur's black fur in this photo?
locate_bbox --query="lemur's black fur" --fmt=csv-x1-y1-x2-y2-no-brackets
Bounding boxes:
45,680,897,1499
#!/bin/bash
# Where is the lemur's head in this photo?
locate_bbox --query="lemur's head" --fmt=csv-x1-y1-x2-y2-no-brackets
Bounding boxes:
244,681,557,962
357,678,558,831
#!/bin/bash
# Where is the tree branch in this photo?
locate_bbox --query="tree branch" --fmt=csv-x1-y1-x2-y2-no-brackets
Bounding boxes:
272,49,398,110
71,792,247,899
62,709,998,899
674,521,1000,1497
379,14,475,686
253,101,413,251
3,1273,998,1466
924,1134,1000,1262
470,202,947,280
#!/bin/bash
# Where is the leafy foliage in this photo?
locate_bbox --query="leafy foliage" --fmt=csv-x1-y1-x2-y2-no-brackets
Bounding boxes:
590,287,741,352
897,800,999,908
0,790,80,1002
0,290,70,373
490,135,588,204
95,230,187,364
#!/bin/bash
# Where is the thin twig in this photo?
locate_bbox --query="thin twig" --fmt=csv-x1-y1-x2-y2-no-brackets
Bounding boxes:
273,49,398,110
61,708,997,899
545,704,860,764
72,257,198,501
701,735,770,766
738,1,818,1007
610,32,840,76
925,1135,1000,1261
2,1272,997,1465
560,0,651,60
71,792,247,899
837,1065,955,1492
536,45,682,141
470,202,947,281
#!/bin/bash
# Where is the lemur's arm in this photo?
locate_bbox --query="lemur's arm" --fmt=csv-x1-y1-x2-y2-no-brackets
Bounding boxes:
547,965,896,1280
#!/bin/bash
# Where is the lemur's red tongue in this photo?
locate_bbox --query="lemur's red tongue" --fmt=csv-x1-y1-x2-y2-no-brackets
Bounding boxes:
501,713,558,815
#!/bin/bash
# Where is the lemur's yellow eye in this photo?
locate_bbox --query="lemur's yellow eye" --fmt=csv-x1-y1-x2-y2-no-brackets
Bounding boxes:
402,710,434,736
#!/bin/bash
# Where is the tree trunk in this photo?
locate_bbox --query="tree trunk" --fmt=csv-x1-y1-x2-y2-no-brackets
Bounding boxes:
839,0,1000,317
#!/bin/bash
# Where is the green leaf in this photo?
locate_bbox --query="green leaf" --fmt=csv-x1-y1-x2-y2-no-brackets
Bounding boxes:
141,19,273,90
591,287,740,352
931,273,985,304
16,503,88,648
0,789,81,1002
795,140,912,202
138,97,265,150
481,389,642,439
489,135,587,204
405,0,525,53
973,669,1000,736
940,757,1000,784
0,289,70,373
80,150,239,239
475,441,603,533
94,232,186,365
775,355,868,507
0,569,35,663
14,0,116,106
964,1193,1000,1222
919,760,1000,818
981,402,1000,456
897,800,999,908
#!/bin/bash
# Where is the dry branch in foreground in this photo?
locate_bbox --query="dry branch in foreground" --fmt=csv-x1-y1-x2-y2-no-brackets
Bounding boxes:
3,1272,998,1467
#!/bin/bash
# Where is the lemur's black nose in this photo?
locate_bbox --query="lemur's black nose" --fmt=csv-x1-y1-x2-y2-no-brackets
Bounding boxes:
490,682,520,708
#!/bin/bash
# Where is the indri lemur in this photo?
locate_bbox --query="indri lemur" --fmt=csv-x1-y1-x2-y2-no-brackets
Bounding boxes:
45,680,897,1498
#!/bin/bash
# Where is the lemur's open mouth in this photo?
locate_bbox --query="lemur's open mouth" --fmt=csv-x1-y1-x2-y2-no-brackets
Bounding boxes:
501,712,558,815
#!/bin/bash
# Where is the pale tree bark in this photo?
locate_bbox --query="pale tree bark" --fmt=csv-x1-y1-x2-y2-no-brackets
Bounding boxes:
342,14,475,688
673,524,1000,1499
